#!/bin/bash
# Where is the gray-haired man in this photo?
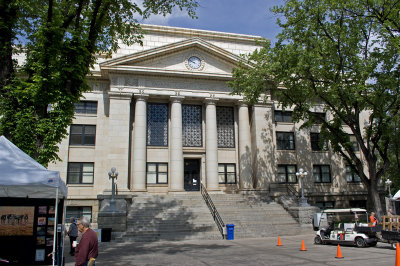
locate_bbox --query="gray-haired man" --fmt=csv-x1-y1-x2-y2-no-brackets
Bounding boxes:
74,216,98,266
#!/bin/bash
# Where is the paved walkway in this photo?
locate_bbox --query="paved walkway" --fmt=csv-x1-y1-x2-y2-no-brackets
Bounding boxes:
64,233,396,265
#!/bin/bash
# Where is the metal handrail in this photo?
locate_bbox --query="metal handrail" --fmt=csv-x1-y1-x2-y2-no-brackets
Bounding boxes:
286,184,300,197
200,183,225,238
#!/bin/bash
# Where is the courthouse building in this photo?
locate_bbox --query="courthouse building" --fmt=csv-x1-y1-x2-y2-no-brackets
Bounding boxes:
48,24,369,225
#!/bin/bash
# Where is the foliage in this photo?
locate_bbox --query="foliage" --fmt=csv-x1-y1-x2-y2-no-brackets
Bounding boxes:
230,0,400,216
0,0,198,166
384,115,400,196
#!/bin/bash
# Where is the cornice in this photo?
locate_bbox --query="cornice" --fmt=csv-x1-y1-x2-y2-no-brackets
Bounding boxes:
108,91,133,100
102,66,233,80
140,24,265,44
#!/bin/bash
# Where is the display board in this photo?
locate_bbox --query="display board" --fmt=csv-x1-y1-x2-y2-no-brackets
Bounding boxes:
0,198,64,265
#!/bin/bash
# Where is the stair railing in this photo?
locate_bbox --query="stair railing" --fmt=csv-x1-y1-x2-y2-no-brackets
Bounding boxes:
200,183,225,238
286,184,300,197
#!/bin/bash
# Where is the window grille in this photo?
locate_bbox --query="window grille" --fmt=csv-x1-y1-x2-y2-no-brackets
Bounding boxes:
217,106,235,148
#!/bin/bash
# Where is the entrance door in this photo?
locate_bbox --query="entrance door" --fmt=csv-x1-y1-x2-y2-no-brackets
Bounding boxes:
184,159,200,191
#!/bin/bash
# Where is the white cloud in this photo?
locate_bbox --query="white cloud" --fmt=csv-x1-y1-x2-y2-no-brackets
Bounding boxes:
133,0,191,25
141,10,189,25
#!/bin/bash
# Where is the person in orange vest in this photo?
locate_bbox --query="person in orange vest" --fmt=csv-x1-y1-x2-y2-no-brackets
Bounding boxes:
369,212,378,226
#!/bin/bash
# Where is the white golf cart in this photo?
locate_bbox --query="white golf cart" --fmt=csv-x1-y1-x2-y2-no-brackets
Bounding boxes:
314,208,379,248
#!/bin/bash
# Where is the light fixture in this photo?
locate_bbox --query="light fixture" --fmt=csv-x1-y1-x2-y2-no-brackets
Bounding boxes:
296,168,309,207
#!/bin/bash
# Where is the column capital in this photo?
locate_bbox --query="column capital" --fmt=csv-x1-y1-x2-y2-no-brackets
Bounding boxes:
204,97,219,105
170,96,185,103
134,94,149,101
237,100,250,107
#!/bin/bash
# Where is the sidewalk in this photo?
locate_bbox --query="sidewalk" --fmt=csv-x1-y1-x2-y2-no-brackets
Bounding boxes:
64,233,396,265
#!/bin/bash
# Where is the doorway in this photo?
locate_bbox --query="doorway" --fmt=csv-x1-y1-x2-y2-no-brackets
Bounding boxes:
184,159,200,191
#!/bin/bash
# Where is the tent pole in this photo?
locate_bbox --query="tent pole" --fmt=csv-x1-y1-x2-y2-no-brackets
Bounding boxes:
60,201,67,266
52,187,59,266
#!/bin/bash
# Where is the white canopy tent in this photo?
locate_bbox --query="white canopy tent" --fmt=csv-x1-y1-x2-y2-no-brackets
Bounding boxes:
393,190,400,200
0,136,67,266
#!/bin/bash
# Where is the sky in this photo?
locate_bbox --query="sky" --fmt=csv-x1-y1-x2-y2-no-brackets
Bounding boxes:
140,0,284,44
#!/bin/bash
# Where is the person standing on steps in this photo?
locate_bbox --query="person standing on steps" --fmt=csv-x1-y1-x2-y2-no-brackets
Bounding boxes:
74,216,98,266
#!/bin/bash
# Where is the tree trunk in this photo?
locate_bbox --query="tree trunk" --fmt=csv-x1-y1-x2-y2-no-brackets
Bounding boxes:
0,0,16,88
367,178,384,219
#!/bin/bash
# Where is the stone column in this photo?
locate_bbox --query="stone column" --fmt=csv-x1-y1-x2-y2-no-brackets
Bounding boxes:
251,102,274,189
238,101,253,190
204,98,219,191
169,96,185,191
106,91,133,193
132,94,149,191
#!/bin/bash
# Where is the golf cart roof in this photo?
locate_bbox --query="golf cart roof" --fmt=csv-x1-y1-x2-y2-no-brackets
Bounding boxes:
321,208,367,213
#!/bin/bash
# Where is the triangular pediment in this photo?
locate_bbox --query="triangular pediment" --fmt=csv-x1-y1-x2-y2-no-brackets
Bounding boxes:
100,38,246,79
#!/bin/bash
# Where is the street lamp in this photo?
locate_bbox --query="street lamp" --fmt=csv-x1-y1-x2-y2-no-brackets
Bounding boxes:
296,168,309,207
386,179,393,198
108,167,118,211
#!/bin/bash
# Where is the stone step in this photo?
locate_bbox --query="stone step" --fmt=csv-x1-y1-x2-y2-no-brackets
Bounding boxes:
121,193,308,241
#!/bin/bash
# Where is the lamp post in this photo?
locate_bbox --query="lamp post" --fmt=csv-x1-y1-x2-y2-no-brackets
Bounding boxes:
296,168,309,207
386,179,393,198
108,167,118,211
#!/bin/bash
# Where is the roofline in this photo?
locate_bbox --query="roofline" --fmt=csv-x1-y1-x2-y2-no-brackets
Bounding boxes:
100,37,246,67
140,24,266,43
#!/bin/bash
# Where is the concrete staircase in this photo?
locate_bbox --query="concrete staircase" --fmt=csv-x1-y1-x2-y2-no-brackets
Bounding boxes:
210,193,313,238
117,193,222,242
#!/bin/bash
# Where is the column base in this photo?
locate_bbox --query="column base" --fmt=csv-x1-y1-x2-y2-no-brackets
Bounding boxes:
206,187,220,191
169,188,185,192
132,188,147,192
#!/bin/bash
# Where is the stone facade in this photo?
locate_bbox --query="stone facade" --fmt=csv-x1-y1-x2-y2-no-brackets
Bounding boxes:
48,24,370,227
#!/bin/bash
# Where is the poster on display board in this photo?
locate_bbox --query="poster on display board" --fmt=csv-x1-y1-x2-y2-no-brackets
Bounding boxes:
0,206,34,236
35,249,45,262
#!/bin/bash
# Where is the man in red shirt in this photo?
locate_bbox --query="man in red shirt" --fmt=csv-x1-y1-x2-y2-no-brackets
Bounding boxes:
75,216,98,266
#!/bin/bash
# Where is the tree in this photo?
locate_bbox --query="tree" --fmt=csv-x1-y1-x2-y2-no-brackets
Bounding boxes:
384,114,400,196
0,0,198,166
230,0,400,217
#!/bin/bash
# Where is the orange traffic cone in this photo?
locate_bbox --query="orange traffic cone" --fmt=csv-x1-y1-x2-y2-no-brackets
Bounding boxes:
335,245,344,259
300,240,307,251
396,243,400,266
277,236,282,246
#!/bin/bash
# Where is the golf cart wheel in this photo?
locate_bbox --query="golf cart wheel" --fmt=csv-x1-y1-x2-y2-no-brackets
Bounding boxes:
314,236,322,245
355,237,366,248
391,242,399,250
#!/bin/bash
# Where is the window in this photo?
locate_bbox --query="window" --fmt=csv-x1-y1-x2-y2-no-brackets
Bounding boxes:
147,163,168,184
346,165,361,182
65,206,92,223
182,105,202,147
69,125,96,146
276,132,295,150
349,135,359,151
218,164,236,184
274,111,293,123
147,103,168,146
310,112,325,124
349,200,366,209
277,165,297,183
310,133,328,151
217,106,235,148
67,162,94,184
315,201,335,210
74,101,97,115
313,165,331,183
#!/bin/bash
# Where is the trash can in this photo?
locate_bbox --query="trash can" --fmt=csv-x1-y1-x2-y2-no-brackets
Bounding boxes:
226,224,235,240
101,228,112,242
